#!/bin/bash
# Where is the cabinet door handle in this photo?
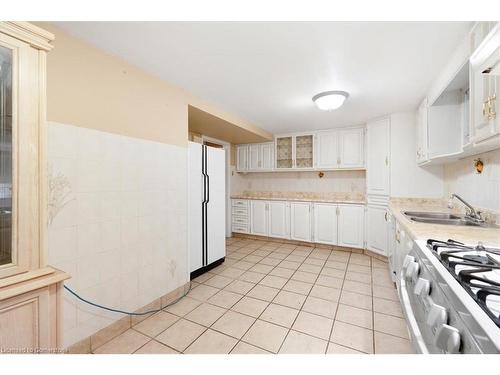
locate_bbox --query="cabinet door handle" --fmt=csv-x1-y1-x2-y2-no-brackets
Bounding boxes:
385,156,389,166
384,212,388,222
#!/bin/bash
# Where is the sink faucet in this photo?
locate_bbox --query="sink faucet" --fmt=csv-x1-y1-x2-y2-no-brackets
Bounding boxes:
450,194,483,222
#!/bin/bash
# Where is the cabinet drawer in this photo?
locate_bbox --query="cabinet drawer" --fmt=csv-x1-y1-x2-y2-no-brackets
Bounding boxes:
232,223,249,233
232,216,248,225
232,207,248,216
232,199,249,208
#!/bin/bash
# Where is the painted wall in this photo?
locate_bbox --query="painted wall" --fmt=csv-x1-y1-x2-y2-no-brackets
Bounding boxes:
390,112,444,198
444,149,500,214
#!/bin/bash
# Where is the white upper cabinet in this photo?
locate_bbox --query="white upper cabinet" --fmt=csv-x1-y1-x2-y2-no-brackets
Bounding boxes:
366,118,390,196
275,133,314,170
261,142,274,170
268,201,289,239
366,206,388,256
290,202,312,242
313,203,337,245
250,200,268,236
337,205,365,249
236,144,248,172
248,144,261,170
315,130,338,169
338,128,364,168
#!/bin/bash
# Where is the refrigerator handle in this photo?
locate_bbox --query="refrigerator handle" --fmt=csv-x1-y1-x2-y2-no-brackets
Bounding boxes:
206,174,210,204
201,174,205,203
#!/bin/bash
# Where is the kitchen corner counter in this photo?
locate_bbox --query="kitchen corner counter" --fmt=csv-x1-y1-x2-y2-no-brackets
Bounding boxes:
231,191,366,204
388,198,500,247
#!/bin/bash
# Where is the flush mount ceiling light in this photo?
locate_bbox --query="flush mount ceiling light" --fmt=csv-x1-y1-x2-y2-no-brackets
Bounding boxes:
312,91,349,111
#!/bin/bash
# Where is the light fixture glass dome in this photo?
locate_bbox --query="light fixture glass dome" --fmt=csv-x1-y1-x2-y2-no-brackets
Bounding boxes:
312,91,349,111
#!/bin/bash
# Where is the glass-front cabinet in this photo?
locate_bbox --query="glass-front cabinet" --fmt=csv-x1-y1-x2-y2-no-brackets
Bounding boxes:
275,133,314,170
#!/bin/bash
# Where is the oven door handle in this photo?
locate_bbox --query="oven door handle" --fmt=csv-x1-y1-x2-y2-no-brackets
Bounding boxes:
399,273,429,354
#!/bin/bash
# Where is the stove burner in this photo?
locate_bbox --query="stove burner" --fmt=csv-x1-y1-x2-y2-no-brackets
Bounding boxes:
427,239,500,328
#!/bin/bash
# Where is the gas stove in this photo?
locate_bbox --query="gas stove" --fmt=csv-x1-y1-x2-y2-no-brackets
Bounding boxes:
427,239,500,328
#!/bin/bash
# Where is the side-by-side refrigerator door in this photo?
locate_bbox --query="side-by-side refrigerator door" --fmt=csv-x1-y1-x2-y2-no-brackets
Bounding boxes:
207,146,226,264
188,142,202,273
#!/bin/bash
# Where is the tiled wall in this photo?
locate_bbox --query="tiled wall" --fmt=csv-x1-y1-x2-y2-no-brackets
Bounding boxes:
47,122,188,348
231,169,366,195
444,148,500,214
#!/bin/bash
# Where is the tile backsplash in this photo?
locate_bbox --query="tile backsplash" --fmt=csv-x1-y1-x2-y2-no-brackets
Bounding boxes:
47,122,188,348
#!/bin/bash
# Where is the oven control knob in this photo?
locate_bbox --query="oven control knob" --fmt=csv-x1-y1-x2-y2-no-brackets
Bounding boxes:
427,303,448,333
434,324,461,354
402,255,415,270
414,278,431,297
405,261,420,282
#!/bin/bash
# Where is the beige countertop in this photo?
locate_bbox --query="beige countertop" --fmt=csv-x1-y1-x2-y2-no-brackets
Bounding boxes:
231,191,366,204
388,198,500,248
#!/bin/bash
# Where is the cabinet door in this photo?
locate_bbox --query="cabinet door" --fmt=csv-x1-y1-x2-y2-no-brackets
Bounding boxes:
337,205,365,249
248,144,261,170
236,145,248,172
268,201,289,239
416,99,428,163
295,134,314,168
339,128,364,168
315,130,338,168
290,202,311,242
275,136,293,169
367,118,390,196
313,203,337,245
250,200,268,236
366,205,388,256
261,142,274,170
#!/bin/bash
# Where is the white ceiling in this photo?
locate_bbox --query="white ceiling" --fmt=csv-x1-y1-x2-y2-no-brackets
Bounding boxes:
54,22,472,134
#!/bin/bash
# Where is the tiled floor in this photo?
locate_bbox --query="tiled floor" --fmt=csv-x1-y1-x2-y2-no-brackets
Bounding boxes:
92,237,414,354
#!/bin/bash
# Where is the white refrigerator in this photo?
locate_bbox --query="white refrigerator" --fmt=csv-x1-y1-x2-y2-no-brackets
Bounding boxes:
188,142,226,277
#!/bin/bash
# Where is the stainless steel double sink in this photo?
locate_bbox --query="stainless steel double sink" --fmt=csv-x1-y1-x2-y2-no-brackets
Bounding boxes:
402,211,499,228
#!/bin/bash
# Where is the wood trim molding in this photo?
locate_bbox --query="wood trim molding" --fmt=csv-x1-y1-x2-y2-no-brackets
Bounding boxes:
0,22,54,51
0,268,69,301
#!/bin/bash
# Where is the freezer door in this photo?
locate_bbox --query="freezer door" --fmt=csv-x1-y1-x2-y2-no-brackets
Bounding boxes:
206,146,226,264
188,142,203,272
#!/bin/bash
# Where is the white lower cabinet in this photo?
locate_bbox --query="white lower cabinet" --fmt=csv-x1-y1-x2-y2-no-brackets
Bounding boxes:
313,203,338,245
366,205,389,256
268,201,290,239
290,202,312,242
337,204,365,249
250,200,268,236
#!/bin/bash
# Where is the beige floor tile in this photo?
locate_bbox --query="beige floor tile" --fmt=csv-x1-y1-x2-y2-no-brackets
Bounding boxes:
156,319,206,352
304,257,326,267
340,290,372,310
242,320,289,353
330,321,374,354
211,310,256,339
226,252,246,260
207,290,243,309
239,270,266,283
372,269,394,287
232,260,255,271
283,279,313,295
373,297,403,318
224,258,238,266
249,263,274,274
272,290,307,310
165,297,202,317
94,329,150,354
374,312,409,338
345,271,372,284
204,275,233,289
259,257,282,266
349,254,372,266
247,284,280,302
270,267,295,278
347,263,371,274
309,250,331,260
325,260,348,270
291,270,318,283
298,263,322,274
260,303,299,328
254,250,272,257
279,330,328,354
230,341,270,354
372,285,399,301
187,284,220,301
309,285,341,302
219,267,246,279
327,342,364,354
315,275,343,289
292,311,333,340
231,296,269,317
374,332,413,354
342,280,372,296
336,304,373,329
210,264,228,274
286,254,307,263
302,296,338,318
320,267,346,279
267,252,288,260
184,329,238,354
259,275,288,289
134,340,179,354
133,311,179,338
193,272,214,284
224,279,256,294
185,303,227,327
279,260,301,270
